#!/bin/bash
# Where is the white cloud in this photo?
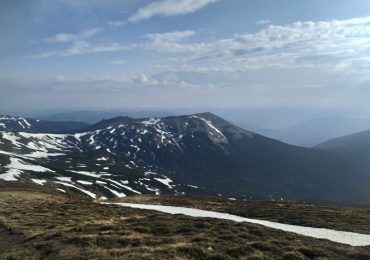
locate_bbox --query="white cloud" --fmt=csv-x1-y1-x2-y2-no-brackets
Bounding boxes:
130,73,160,85
0,72,207,91
138,16,370,73
142,30,204,53
112,59,126,65
145,30,196,42
42,28,101,43
31,16,370,75
32,30,197,57
108,20,127,27
256,19,272,25
128,0,220,23
31,41,133,58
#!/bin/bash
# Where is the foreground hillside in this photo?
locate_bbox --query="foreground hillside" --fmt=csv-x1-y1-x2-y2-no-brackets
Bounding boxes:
1,182,370,259
1,113,370,206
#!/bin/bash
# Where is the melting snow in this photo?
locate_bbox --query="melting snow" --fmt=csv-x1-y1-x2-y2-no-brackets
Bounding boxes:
141,118,161,126
154,176,173,189
55,176,72,182
142,184,161,195
191,116,227,143
31,179,47,185
25,151,65,159
120,184,141,194
55,181,96,198
21,118,31,128
1,133,22,148
104,187,126,198
0,157,54,181
110,203,370,247
77,180,93,185
144,171,158,176
67,170,102,178
19,133,68,150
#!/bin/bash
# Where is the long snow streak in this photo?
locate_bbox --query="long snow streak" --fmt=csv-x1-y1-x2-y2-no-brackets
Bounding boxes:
110,203,370,247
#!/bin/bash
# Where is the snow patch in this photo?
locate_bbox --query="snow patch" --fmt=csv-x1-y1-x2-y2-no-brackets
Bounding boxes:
67,170,102,178
0,157,54,181
55,181,96,198
154,176,173,189
55,177,72,182
110,203,370,247
77,180,93,185
104,187,126,198
31,179,47,185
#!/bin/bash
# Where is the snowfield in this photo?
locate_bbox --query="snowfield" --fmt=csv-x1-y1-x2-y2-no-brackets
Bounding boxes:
0,157,55,181
109,203,370,247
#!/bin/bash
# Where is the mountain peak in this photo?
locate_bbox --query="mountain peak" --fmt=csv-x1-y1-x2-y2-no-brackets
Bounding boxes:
83,116,135,132
191,112,225,122
192,111,216,117
1,112,370,206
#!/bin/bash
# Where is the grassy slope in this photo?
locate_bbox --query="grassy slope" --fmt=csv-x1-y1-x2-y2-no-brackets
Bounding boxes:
1,183,370,259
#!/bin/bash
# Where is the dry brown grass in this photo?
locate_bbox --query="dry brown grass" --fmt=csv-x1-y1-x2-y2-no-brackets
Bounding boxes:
1,183,370,259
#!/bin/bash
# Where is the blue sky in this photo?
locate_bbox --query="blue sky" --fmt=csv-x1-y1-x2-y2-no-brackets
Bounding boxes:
0,0,369,113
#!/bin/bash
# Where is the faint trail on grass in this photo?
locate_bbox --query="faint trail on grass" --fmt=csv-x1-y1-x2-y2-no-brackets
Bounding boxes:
106,203,370,247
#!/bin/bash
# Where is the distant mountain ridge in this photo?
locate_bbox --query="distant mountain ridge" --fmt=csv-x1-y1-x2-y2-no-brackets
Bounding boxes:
315,130,370,200
258,117,370,147
0,113,369,206
40,110,175,124
316,130,370,149
0,115,89,134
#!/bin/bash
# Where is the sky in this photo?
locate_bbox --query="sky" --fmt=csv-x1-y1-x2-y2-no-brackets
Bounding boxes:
0,0,370,114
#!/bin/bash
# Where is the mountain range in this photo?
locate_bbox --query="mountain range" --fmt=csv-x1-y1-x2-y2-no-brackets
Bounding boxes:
39,110,175,124
0,115,88,133
316,130,370,150
258,117,370,147
0,113,369,206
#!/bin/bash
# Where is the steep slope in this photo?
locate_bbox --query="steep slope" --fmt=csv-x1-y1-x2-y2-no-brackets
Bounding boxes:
0,113,369,205
0,115,89,133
